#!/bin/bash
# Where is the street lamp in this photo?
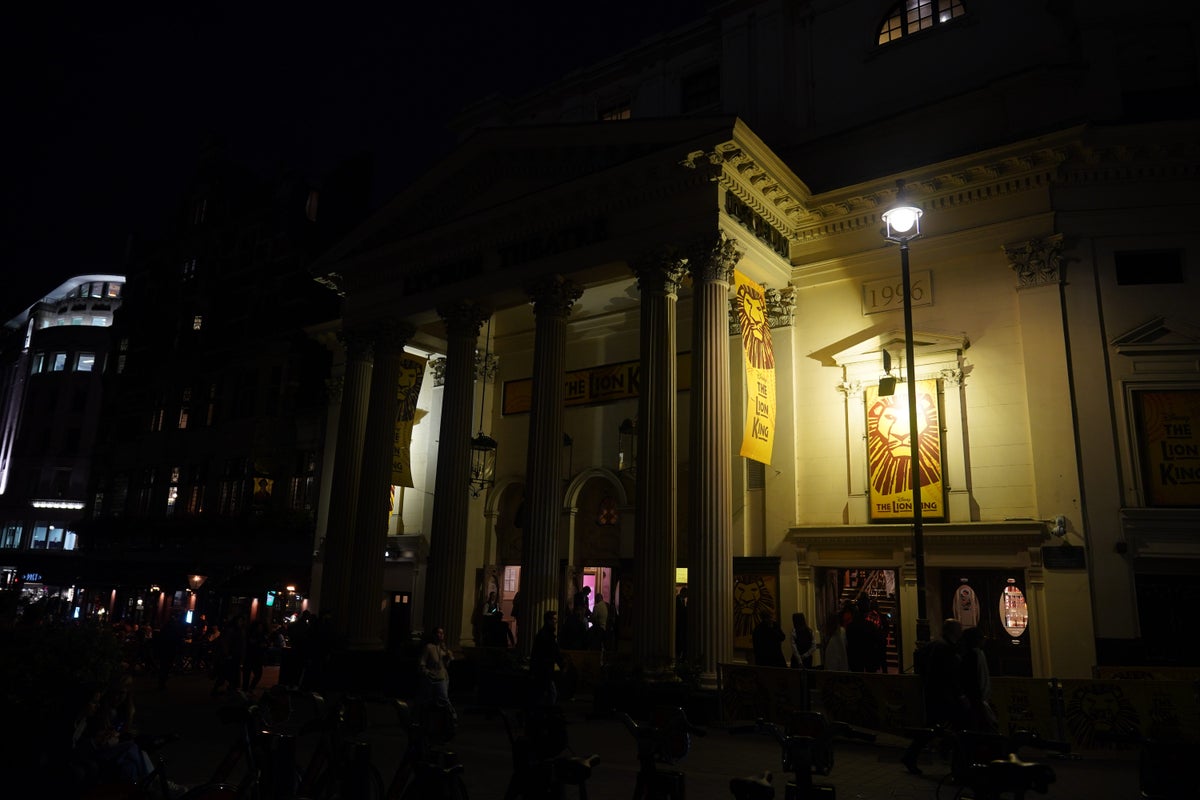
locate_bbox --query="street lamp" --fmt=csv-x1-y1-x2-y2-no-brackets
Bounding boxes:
881,180,931,652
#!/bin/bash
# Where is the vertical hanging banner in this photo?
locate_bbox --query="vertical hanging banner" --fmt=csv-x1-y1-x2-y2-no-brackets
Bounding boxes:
734,270,775,464
865,379,945,520
391,354,427,488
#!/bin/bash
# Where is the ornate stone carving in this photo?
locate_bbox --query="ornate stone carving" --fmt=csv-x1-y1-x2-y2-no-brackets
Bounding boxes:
1003,234,1064,288
525,274,583,317
939,368,964,387
430,357,447,387
765,284,796,329
337,329,375,362
475,352,499,383
837,380,863,398
629,249,688,297
686,233,742,285
437,301,490,338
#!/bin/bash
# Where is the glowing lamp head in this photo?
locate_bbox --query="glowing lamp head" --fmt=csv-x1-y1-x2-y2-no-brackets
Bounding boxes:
882,180,924,242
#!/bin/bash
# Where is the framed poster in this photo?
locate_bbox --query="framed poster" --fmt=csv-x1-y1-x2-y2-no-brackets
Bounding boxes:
733,557,781,650
1132,388,1200,507
865,379,946,521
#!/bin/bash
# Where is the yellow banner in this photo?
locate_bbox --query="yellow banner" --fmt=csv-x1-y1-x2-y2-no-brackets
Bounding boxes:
734,270,775,464
865,379,945,520
391,355,427,487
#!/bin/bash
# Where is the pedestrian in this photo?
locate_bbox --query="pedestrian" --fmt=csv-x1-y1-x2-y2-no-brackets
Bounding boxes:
589,592,610,651
959,626,996,732
675,587,688,660
790,612,817,669
155,611,185,689
529,610,566,707
418,625,457,726
902,619,968,775
752,612,787,667
846,603,883,673
242,620,267,693
822,612,849,671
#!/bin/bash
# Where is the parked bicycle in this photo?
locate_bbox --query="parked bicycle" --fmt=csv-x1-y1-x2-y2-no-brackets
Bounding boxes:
620,706,705,800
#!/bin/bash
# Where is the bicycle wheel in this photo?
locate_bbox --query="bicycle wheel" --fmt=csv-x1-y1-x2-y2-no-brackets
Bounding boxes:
179,783,241,800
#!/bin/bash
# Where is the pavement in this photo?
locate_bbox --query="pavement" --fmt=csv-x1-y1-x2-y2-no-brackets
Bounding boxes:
133,667,1144,799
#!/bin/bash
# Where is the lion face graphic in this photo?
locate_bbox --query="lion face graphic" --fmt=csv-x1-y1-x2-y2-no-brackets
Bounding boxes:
733,576,776,639
736,283,774,370
867,390,940,496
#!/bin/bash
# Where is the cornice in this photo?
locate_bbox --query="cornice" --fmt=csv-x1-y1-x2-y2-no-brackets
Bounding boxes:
795,146,1069,245
787,521,1048,551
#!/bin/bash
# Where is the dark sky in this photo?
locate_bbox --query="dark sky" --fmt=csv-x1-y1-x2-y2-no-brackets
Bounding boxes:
2,3,706,321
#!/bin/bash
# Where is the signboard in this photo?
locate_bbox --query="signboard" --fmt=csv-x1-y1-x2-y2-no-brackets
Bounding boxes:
865,379,945,521
502,353,693,415
862,270,932,316
733,270,775,465
1133,388,1200,506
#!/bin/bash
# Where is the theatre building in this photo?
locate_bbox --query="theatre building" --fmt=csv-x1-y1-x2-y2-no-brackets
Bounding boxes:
309,0,1200,676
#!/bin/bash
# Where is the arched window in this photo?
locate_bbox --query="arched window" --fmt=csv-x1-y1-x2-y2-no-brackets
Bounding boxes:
878,0,966,46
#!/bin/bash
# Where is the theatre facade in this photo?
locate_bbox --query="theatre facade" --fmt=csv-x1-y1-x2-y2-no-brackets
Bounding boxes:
307,3,1200,677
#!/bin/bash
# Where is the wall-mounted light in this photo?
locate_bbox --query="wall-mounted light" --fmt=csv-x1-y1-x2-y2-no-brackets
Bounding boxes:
618,418,637,478
469,316,498,498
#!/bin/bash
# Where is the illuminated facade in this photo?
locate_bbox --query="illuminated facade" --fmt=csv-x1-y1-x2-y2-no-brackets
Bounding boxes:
311,0,1200,672
0,275,124,595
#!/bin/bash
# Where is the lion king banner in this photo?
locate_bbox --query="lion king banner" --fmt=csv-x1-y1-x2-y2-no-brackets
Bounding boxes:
391,354,427,487
865,378,945,521
733,270,775,465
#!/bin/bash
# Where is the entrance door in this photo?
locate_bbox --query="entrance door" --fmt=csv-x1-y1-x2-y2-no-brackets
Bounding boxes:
939,570,1032,677
388,591,412,650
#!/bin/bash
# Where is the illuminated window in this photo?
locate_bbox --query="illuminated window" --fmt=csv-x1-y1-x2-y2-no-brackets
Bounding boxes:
51,353,67,372
107,283,121,298
600,102,631,121
92,317,107,326
0,524,22,548
193,315,203,331
89,284,102,299
76,353,96,372
31,353,45,374
71,317,84,326
878,0,965,45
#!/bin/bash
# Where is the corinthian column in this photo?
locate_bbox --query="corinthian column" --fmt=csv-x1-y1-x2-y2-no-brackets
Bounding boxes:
519,275,583,656
630,252,687,673
346,322,416,649
319,331,375,635
686,234,741,685
426,302,489,648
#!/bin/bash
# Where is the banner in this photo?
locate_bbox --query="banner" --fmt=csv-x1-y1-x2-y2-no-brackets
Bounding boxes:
502,353,693,415
865,379,945,521
733,270,775,464
391,354,427,487
1133,389,1200,506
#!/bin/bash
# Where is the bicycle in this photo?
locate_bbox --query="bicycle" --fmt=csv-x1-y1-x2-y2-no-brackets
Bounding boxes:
501,705,600,799
619,706,705,800
936,729,1065,800
384,699,470,800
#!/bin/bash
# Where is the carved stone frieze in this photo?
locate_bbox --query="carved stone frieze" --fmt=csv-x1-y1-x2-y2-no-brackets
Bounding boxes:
430,357,447,387
475,352,499,383
765,284,796,329
525,274,583,317
681,144,801,254
1003,234,1064,288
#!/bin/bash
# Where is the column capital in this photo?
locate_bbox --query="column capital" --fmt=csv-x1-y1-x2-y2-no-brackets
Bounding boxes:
366,320,417,355
940,368,964,387
1003,234,1064,288
337,328,376,361
525,274,583,317
437,301,490,339
686,233,742,284
837,379,863,398
630,249,688,297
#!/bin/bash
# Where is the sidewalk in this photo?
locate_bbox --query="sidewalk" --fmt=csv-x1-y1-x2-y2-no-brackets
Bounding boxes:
133,669,1141,799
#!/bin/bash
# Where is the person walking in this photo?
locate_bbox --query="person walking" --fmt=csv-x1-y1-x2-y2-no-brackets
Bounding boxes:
822,612,849,671
902,619,968,775
752,612,787,667
790,612,817,669
418,625,457,725
589,592,610,651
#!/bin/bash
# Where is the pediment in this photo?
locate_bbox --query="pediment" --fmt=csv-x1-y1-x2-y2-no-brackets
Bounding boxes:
824,328,970,368
1112,316,1200,356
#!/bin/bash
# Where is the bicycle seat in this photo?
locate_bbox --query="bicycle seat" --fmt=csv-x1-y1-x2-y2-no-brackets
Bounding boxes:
730,771,775,800
553,753,600,784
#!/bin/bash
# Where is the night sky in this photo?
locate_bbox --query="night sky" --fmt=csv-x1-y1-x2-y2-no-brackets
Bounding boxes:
2,3,706,321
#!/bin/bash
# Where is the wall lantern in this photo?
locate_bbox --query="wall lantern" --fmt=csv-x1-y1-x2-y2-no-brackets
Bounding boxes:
618,418,638,478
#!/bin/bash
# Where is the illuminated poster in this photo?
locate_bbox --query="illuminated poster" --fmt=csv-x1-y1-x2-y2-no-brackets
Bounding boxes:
1134,389,1200,507
865,379,944,521
733,270,775,465
733,573,779,650
391,355,427,488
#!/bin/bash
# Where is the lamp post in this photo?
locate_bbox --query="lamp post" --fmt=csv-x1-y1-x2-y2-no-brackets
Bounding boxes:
881,180,931,651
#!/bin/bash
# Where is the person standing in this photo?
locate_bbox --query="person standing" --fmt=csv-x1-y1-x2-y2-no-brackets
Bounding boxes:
529,610,566,707
589,592,610,651
675,587,688,660
902,619,968,775
959,626,996,732
418,626,457,724
752,613,787,667
822,612,849,671
789,612,817,669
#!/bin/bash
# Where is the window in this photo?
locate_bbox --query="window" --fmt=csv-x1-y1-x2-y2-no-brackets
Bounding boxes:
107,283,121,298
63,528,77,550
600,101,632,121
1116,250,1184,285
0,524,21,548
681,65,720,113
76,353,96,372
89,284,102,299
51,353,67,372
71,317,84,326
92,317,107,326
193,315,203,331
30,523,48,549
877,0,965,45
166,467,180,510
31,353,45,374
